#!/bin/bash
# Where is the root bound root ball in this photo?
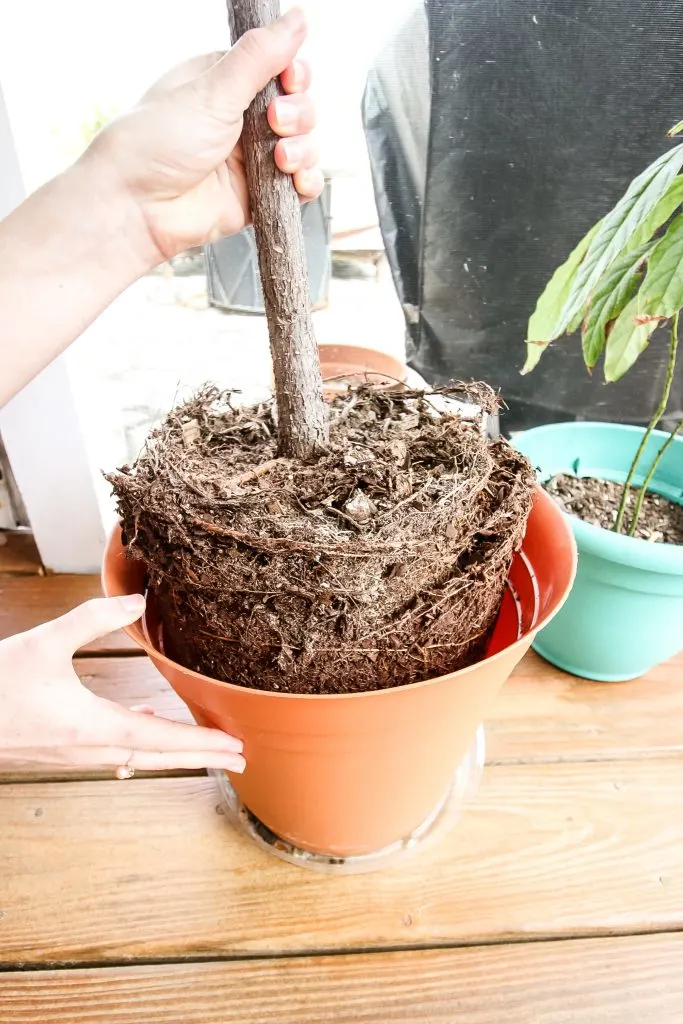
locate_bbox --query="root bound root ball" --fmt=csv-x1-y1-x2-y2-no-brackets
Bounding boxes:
108,384,535,694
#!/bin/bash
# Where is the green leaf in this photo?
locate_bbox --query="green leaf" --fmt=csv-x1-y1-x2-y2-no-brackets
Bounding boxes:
581,243,650,369
522,221,601,374
603,295,660,381
566,308,586,335
668,120,683,138
625,174,683,252
557,143,683,335
603,213,683,382
640,211,683,316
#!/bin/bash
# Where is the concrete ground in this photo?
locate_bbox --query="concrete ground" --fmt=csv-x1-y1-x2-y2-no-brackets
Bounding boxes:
67,256,409,474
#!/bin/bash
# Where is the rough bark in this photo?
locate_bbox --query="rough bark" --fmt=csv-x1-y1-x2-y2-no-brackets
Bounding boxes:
229,0,328,459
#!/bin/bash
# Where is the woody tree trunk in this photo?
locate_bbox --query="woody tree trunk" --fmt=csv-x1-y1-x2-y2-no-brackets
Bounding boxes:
107,5,537,702
229,0,328,459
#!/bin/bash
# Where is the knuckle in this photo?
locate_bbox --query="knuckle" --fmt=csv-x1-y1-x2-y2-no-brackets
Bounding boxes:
89,698,134,746
238,28,271,66
75,599,109,633
70,698,106,747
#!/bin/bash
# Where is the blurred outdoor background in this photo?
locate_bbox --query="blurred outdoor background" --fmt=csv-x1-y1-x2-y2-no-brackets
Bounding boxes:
0,0,413,471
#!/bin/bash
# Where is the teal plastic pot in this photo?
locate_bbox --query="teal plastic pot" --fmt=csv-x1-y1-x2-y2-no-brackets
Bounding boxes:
514,422,683,681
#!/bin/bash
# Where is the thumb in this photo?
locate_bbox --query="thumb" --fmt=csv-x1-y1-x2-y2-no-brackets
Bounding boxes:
44,595,146,652
198,7,307,121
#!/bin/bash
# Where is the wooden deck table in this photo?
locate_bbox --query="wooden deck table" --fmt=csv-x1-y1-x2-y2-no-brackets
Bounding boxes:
1,532,682,1022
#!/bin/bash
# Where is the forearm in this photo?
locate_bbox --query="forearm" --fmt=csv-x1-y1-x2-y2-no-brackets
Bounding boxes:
0,154,154,408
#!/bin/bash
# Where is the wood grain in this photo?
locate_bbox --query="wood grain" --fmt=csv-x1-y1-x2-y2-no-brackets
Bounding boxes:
489,650,683,765
2,934,683,1023
0,570,678,691
59,646,675,769
1,652,681,782
0,531,42,575
0,575,137,653
0,659,195,782
1,762,682,963
71,657,190,719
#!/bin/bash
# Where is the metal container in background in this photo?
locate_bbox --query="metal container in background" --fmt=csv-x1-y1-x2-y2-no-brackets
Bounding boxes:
205,180,332,314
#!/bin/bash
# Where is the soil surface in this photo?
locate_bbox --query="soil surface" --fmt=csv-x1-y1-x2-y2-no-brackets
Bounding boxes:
546,474,683,544
108,384,535,694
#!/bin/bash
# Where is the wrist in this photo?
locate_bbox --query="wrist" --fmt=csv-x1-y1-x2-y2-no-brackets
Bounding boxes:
0,151,163,407
71,145,163,279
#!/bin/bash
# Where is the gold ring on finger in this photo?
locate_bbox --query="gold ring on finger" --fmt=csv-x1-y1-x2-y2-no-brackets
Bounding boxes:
115,751,136,780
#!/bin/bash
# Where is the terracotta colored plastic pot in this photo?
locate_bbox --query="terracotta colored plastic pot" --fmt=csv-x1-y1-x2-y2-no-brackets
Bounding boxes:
102,488,575,857
318,344,407,393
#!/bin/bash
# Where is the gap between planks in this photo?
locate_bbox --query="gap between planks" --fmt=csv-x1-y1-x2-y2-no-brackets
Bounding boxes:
1,568,681,672
1,764,683,963
0,650,681,782
1,934,683,1023
0,531,43,576
2,924,683,973
0,574,139,654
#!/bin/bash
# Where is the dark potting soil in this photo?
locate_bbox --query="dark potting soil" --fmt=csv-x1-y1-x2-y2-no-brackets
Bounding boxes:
108,384,535,695
546,474,683,545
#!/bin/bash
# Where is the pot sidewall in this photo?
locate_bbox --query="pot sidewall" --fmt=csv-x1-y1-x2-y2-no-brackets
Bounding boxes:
174,641,526,857
514,422,683,680
102,489,575,855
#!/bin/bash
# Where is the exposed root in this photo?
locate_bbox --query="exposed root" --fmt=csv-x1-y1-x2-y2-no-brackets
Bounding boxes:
107,382,535,694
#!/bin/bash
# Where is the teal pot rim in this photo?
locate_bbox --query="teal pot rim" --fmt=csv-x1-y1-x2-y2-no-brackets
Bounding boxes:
514,422,683,576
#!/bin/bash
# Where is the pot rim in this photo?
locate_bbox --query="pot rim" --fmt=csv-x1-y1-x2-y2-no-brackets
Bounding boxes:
514,422,683,575
102,487,576,701
317,343,408,389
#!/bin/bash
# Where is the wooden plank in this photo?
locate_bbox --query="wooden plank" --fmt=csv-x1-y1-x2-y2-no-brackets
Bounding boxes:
72,657,190,718
0,575,137,653
1,652,682,782
1,762,683,963
0,658,194,782
489,650,683,765
0,531,42,575
1,572,680,676
2,935,683,1023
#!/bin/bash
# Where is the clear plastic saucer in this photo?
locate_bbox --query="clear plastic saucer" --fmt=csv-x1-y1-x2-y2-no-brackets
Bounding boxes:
211,724,485,874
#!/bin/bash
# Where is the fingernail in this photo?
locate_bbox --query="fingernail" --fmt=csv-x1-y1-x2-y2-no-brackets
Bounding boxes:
228,755,246,775
281,139,300,167
274,97,296,129
119,594,146,616
222,736,244,754
280,6,306,36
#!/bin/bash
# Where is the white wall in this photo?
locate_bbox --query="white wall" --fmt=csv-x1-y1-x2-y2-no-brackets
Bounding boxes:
0,0,417,569
0,79,110,570
0,0,416,190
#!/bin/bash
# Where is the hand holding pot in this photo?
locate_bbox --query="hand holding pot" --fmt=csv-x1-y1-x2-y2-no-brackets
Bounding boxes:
0,596,245,774
87,6,321,265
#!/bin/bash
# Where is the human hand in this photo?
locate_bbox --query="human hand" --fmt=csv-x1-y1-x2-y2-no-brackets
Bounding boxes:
0,595,245,775
86,7,321,265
